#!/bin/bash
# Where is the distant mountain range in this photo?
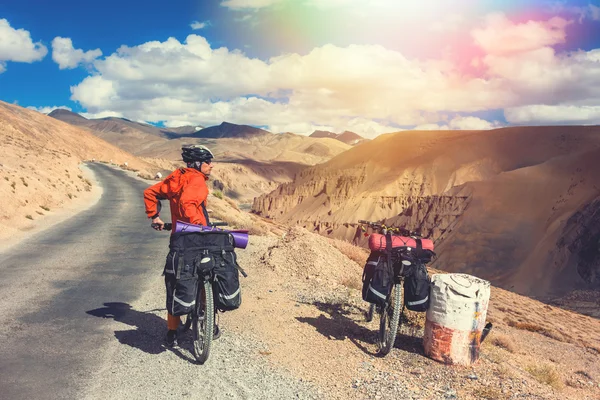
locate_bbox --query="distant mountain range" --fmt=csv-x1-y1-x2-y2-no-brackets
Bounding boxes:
48,109,202,139
310,130,367,146
49,109,369,144
49,110,270,139
44,108,351,206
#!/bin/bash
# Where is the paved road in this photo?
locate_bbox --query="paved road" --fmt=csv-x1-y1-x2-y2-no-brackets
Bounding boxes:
0,163,167,400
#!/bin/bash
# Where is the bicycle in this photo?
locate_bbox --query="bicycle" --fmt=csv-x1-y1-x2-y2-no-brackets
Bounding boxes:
152,221,247,364
358,220,430,356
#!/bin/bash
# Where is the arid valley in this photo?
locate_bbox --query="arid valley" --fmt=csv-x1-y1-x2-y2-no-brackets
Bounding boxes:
1,101,599,399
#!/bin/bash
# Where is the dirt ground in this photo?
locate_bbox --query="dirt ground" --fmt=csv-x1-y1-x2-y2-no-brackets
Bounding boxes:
220,227,600,400
2,158,598,399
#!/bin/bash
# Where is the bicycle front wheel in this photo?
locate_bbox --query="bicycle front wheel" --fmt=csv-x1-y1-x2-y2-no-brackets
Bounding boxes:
377,283,402,356
366,303,375,322
192,280,214,364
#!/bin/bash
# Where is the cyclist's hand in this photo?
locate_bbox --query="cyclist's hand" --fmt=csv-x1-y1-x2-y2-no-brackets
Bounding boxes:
151,217,165,231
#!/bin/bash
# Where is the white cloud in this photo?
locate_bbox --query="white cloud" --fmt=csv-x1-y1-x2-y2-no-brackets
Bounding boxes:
549,3,600,23
27,105,72,114
343,118,401,138
472,13,570,56
448,116,500,130
70,35,515,136
414,123,448,131
591,5,600,20
51,37,102,70
67,10,600,134
0,19,47,73
470,14,600,115
71,75,118,109
80,110,124,119
269,118,401,138
220,0,286,10
505,105,600,125
482,47,600,106
430,13,465,32
414,116,500,131
190,21,209,30
268,122,334,135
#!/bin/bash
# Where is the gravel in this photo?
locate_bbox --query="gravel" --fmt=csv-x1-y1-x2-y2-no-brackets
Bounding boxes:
81,276,320,400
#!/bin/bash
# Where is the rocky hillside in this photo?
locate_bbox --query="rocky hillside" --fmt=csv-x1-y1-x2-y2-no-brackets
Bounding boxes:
337,131,367,145
50,112,353,206
252,126,600,297
0,101,158,242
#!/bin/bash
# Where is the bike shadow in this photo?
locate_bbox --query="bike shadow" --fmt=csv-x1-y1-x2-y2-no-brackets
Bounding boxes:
296,301,424,357
85,302,196,363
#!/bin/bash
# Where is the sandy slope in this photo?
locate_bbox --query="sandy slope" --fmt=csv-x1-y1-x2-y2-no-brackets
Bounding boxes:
0,101,159,244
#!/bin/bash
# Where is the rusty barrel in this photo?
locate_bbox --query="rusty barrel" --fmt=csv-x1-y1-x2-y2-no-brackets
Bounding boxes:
423,274,490,365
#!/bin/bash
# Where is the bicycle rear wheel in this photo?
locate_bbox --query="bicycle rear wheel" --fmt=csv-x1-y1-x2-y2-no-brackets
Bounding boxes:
192,280,214,364
377,283,402,356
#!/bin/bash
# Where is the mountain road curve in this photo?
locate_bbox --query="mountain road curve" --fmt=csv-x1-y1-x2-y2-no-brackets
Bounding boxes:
0,163,316,400
0,163,171,399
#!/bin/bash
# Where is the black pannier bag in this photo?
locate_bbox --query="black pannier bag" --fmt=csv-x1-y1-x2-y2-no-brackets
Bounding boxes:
362,251,393,305
384,237,432,312
169,231,242,314
166,250,199,317
403,263,430,312
388,236,435,312
211,249,242,311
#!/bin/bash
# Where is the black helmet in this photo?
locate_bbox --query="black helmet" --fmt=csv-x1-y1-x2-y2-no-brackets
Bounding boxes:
181,144,214,163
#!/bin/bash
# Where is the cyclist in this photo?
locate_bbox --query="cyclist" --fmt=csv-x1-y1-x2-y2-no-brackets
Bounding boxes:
143,144,219,347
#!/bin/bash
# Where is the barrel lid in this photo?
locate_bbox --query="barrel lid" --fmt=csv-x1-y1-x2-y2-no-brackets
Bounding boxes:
433,273,490,298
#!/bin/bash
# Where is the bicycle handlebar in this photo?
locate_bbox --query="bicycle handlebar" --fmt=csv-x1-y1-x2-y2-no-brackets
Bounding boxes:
151,222,172,231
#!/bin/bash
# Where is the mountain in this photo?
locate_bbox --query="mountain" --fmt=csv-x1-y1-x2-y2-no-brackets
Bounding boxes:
166,125,204,135
48,110,352,206
0,101,160,242
47,109,88,124
252,125,600,297
129,132,352,205
47,109,206,139
309,129,366,146
182,121,271,139
49,110,163,137
336,130,366,145
310,130,338,139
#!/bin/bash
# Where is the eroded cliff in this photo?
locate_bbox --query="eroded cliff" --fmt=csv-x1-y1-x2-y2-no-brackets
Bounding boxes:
252,126,600,296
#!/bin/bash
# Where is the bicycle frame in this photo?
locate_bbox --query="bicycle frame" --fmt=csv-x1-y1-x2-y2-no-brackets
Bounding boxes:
358,219,427,356
154,220,241,364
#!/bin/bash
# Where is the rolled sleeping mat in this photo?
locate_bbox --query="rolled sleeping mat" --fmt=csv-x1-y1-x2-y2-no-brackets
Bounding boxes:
368,233,434,251
174,220,249,249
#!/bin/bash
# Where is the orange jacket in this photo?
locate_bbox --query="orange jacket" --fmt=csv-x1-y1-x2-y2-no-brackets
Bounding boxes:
143,168,209,228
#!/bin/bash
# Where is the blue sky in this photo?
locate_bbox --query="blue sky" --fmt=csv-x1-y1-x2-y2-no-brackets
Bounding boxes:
1,0,599,137
0,0,223,110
